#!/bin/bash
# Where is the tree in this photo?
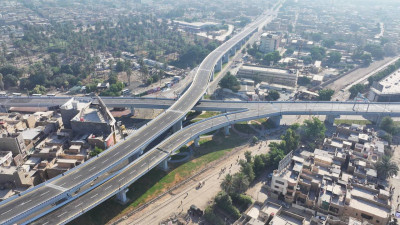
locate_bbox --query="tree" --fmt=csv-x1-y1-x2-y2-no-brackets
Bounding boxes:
0,73,4,90
219,73,240,92
380,116,399,135
349,84,367,99
361,53,372,66
267,90,280,101
364,44,385,59
32,85,46,95
318,89,334,101
310,46,326,61
301,117,326,142
232,172,249,193
215,191,241,219
280,128,299,154
221,174,234,194
375,156,399,180
328,51,342,65
322,39,335,48
115,60,125,72
240,162,255,182
126,68,132,86
253,155,265,176
284,48,294,57
244,151,252,163
268,147,285,169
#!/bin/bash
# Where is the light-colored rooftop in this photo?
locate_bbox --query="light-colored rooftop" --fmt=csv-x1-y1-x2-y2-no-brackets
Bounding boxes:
348,197,390,218
241,65,296,75
372,69,400,94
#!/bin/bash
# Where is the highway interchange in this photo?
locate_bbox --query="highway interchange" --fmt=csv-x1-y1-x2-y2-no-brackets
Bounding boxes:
1,4,400,224
0,9,273,225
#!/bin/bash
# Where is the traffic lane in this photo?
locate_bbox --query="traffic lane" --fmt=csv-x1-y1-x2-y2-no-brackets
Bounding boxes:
32,150,168,225
53,110,182,189
0,187,61,224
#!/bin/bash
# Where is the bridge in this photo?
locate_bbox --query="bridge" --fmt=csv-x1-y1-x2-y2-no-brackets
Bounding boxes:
1,5,399,224
31,101,400,224
0,9,272,225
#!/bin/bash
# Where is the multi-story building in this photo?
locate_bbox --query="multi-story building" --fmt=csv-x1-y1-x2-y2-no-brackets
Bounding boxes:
368,69,400,102
268,124,392,225
237,65,298,87
259,33,281,53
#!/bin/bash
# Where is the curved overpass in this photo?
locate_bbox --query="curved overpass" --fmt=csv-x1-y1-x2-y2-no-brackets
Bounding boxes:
0,13,272,225
31,101,400,224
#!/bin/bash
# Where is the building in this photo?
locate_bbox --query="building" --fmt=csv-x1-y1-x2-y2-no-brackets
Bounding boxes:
173,20,219,32
0,132,27,156
266,124,392,225
259,33,281,53
368,69,400,102
237,65,298,87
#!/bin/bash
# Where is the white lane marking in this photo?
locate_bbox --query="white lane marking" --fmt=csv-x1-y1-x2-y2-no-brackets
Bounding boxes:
90,193,99,199
113,152,119,157
150,156,156,160
89,167,96,172
129,170,137,175
118,177,124,183
43,222,49,225
124,145,130,150
134,139,139,143
105,186,112,191
74,175,82,180
151,126,156,131
103,158,109,164
46,183,69,192
57,212,68,218
1,209,12,215
143,132,149,137
140,163,145,168
75,202,83,208
40,191,50,197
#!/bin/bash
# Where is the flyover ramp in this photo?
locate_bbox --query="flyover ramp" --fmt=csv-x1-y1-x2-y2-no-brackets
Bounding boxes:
31,101,400,225
0,11,270,225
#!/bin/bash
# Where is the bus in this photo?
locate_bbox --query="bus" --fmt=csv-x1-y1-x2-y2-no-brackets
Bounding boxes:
12,93,22,97
32,94,42,97
47,94,56,97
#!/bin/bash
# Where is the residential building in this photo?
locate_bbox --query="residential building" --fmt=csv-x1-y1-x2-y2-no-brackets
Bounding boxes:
237,65,298,87
259,33,281,53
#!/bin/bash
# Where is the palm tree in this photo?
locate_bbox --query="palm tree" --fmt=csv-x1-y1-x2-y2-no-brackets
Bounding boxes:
220,174,233,194
375,156,399,180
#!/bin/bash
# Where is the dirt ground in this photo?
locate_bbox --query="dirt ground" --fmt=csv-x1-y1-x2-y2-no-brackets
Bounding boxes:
114,131,282,225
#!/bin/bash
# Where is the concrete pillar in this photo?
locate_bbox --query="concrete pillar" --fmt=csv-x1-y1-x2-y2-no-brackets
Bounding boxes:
116,188,129,204
325,115,340,125
230,48,236,56
269,116,282,128
214,59,222,72
222,53,229,64
363,114,382,125
224,125,231,136
129,106,135,115
194,137,200,147
159,159,168,171
210,71,214,82
172,119,183,133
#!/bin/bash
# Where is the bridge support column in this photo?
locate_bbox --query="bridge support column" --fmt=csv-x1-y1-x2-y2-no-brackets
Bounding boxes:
173,119,183,133
325,115,340,125
116,188,129,204
159,159,169,171
214,59,222,72
269,116,282,128
224,125,231,136
222,53,229,64
129,106,135,115
210,71,214,82
230,48,236,56
194,137,200,147
363,114,382,125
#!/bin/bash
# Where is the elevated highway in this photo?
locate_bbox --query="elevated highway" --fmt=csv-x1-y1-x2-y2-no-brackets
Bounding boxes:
0,10,272,225
31,101,400,224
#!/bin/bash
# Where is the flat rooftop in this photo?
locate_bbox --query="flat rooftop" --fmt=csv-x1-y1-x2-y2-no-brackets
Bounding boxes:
240,65,296,75
372,69,400,94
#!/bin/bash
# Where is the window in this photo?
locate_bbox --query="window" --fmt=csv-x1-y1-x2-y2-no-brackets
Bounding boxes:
275,185,280,189
276,180,285,185
361,213,373,220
